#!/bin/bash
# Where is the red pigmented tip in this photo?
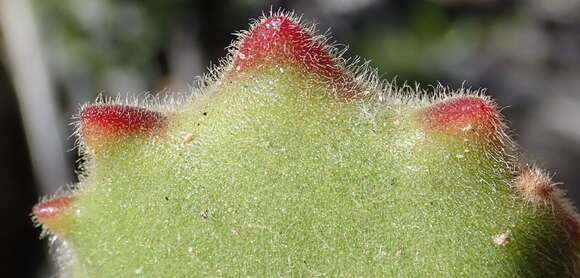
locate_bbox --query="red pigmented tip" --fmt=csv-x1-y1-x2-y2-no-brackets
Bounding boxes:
231,15,359,98
33,196,75,233
422,96,501,142
80,104,167,150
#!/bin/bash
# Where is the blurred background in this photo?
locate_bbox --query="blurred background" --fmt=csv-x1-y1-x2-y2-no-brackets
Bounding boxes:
0,0,578,276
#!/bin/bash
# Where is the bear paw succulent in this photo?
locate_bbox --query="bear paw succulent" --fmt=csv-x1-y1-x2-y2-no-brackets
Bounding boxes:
33,11,580,277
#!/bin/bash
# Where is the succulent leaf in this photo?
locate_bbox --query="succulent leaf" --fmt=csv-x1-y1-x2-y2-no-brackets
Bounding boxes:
33,12,580,277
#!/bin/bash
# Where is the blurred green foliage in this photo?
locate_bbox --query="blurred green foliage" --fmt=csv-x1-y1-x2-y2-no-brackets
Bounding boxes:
32,0,520,89
353,1,517,84
33,0,187,80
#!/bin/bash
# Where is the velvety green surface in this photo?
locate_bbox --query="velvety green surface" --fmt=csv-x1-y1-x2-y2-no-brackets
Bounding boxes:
66,65,577,277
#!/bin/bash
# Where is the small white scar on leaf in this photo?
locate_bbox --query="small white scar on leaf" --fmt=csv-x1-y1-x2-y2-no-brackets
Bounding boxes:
494,230,512,246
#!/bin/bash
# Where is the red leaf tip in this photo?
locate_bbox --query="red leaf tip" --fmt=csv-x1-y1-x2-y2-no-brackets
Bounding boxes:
231,15,360,98
80,104,167,150
422,96,502,141
33,196,75,233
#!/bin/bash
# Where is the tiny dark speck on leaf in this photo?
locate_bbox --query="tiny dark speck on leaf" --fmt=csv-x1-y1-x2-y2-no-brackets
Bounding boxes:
202,112,208,116
201,209,209,220
165,196,169,201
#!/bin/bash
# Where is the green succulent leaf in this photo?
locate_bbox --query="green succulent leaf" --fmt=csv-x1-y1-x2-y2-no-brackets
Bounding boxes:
33,11,580,277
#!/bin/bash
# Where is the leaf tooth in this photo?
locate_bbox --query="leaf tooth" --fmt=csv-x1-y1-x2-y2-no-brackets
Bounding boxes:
230,14,362,98
32,195,76,235
514,167,580,239
421,96,503,143
514,167,556,205
80,104,167,151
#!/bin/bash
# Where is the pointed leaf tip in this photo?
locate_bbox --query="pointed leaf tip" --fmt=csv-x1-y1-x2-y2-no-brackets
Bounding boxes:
231,15,361,98
514,168,580,239
514,168,555,205
33,196,75,234
80,104,167,150
233,16,332,73
421,96,502,142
